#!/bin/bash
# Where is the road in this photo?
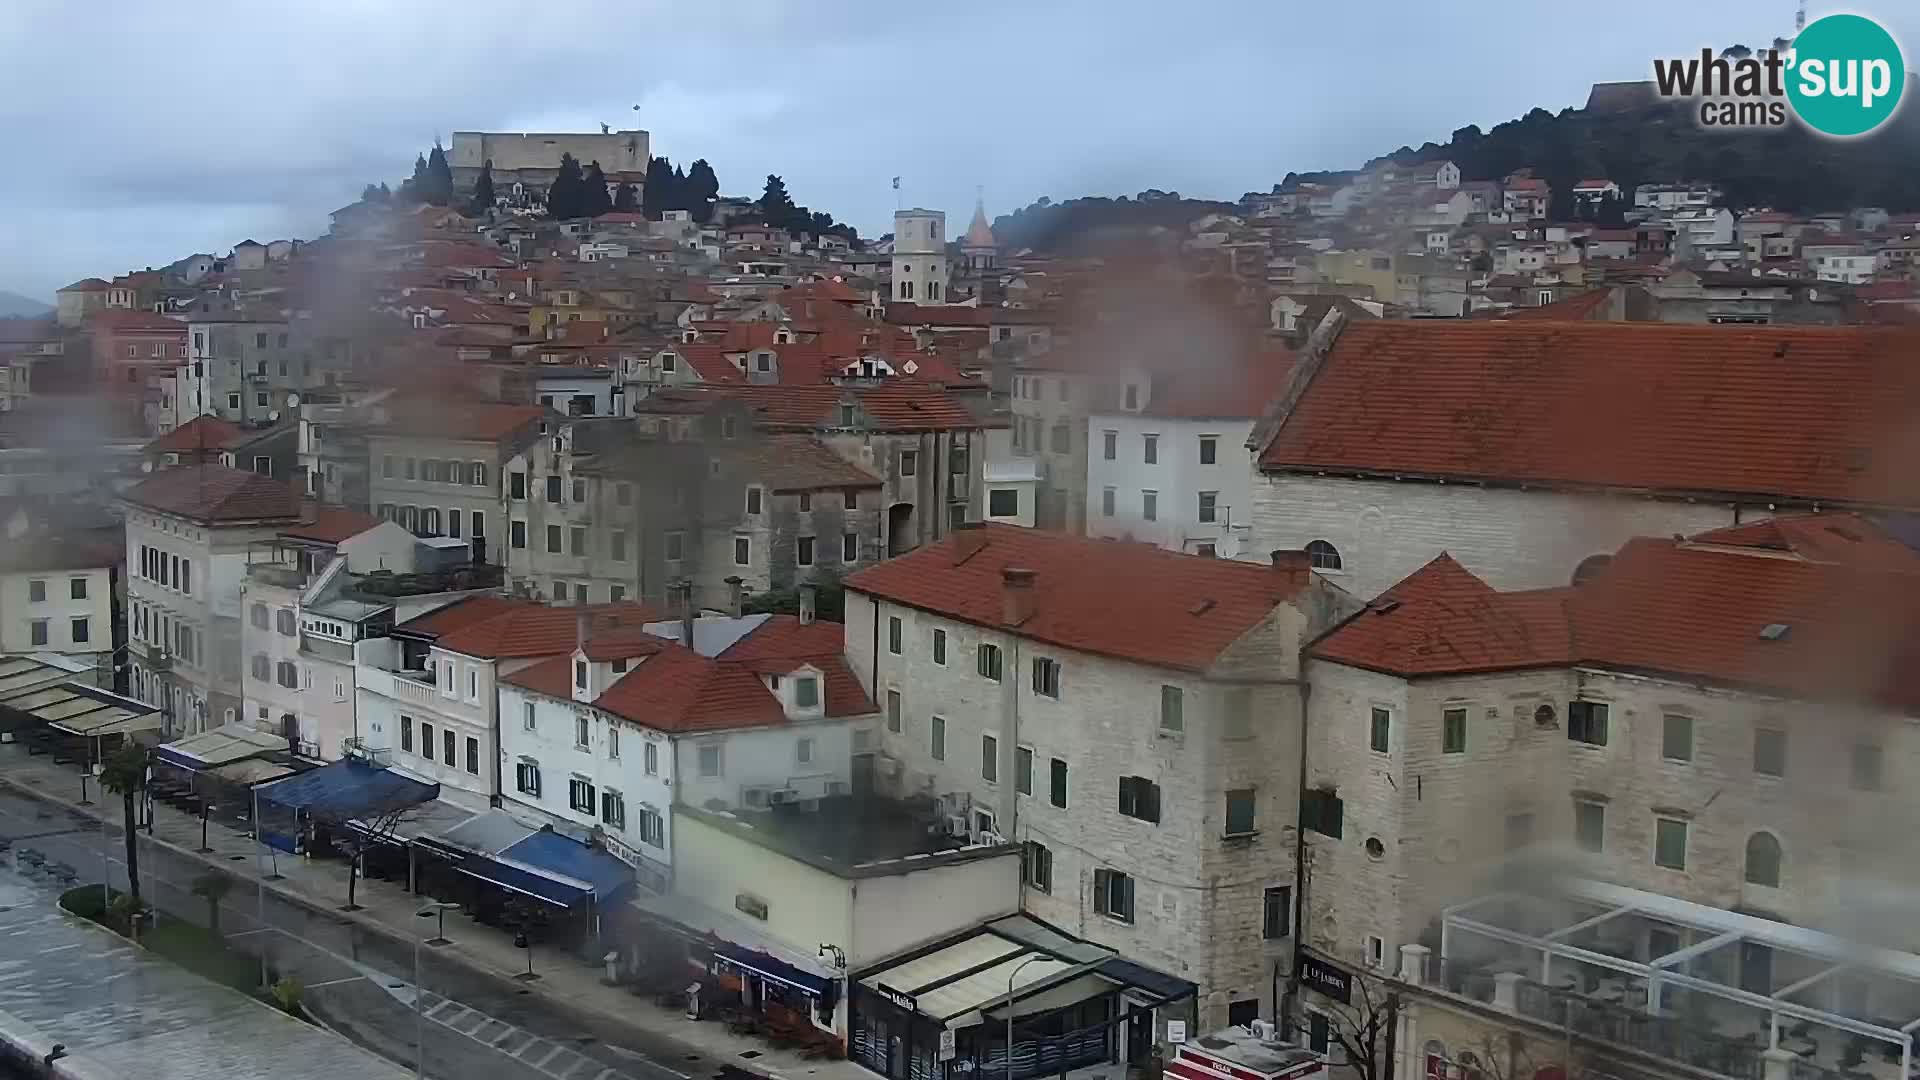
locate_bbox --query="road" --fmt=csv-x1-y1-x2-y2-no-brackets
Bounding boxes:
0,789,734,1080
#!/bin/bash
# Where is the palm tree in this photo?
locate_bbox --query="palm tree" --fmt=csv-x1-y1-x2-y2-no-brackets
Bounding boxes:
98,742,146,903
192,873,233,939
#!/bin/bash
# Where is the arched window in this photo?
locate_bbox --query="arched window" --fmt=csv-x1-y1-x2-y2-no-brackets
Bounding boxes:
1573,554,1613,585
1745,832,1782,887
1307,540,1343,571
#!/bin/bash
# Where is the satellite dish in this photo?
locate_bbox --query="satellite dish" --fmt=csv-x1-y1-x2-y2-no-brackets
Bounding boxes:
140,461,154,474
286,393,301,409
268,410,280,422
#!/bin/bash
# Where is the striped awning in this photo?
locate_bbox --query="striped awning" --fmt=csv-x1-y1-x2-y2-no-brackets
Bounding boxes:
0,658,160,738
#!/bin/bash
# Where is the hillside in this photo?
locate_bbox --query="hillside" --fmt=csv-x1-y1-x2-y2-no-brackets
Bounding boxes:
0,292,51,318
989,191,1237,254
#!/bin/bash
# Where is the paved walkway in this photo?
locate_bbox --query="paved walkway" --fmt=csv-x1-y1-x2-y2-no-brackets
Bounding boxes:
0,744,869,1080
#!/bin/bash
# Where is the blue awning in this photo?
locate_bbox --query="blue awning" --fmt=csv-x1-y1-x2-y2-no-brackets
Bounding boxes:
455,828,635,910
254,758,438,817
715,941,836,998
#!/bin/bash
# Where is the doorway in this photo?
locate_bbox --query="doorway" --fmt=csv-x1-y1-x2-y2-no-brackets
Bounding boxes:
887,503,916,556
1127,1007,1153,1063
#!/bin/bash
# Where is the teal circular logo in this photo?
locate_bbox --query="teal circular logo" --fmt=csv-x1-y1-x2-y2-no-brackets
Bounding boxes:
1787,14,1906,137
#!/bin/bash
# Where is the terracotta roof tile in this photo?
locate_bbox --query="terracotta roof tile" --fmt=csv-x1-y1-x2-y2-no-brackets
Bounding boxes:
121,463,303,522
846,524,1311,672
60,278,110,292
1260,321,1920,508
375,401,549,442
145,415,247,454
428,601,666,659
89,309,188,332
1309,554,1574,677
720,435,882,492
281,504,383,545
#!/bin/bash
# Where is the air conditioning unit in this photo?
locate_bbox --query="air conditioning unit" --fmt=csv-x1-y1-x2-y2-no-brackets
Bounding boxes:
1248,1020,1275,1041
767,788,799,806
945,814,970,838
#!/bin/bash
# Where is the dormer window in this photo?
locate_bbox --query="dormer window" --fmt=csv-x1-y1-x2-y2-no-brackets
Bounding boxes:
1123,384,1140,411
574,660,587,688
774,328,793,345
838,404,856,427
794,676,819,709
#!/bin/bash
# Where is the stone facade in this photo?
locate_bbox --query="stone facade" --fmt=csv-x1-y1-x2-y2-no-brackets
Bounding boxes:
844,573,1357,1029
1301,658,1920,975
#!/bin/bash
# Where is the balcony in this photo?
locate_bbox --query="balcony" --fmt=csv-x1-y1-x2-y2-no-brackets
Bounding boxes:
358,665,439,706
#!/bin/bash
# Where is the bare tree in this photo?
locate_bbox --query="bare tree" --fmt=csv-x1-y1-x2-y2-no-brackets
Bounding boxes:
1316,968,1401,1080
310,799,417,912
1450,1027,1602,1080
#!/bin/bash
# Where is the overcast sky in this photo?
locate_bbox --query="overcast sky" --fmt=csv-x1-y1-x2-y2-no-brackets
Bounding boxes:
3,0,1914,301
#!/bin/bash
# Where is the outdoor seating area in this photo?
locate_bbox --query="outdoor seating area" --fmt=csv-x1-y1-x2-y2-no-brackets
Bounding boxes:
1438,876,1920,1080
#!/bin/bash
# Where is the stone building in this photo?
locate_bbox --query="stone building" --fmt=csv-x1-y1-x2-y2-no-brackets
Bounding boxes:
449,130,649,202
844,524,1359,1029
365,400,550,567
1250,318,1920,601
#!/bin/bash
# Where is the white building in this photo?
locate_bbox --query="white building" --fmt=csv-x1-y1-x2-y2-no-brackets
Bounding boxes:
1248,317,1920,602
844,524,1359,1028
1633,181,1722,211
0,505,120,674
122,464,305,735
1297,513,1920,1011
1672,207,1737,250
1084,354,1295,559
891,208,948,304
496,607,873,890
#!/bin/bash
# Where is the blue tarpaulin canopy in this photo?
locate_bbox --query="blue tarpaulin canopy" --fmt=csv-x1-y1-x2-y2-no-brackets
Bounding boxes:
254,758,438,817
455,828,635,910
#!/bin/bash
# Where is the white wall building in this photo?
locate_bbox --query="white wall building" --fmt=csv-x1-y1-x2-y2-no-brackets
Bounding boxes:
844,524,1359,1028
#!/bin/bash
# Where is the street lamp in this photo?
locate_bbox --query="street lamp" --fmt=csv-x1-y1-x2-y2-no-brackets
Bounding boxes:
417,902,455,947
414,902,459,1080
1005,955,1049,1080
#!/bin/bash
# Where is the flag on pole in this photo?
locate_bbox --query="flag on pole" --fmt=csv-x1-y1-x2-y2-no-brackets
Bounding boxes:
892,176,900,190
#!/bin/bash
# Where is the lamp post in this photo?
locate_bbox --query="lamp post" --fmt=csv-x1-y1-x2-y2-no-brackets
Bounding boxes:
414,902,460,1080
419,902,455,947
1005,955,1048,1080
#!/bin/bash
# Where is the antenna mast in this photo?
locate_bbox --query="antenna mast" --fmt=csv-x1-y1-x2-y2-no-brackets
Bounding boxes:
1795,0,1806,33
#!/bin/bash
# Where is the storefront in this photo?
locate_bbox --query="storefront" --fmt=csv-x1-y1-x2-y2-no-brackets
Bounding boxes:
622,889,845,1038
849,916,1196,1080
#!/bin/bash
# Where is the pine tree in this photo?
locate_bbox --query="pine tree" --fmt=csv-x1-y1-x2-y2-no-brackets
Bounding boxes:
686,159,720,222
545,152,585,219
613,183,638,212
360,183,385,204
470,158,495,214
398,153,429,204
581,161,613,217
642,156,675,218
424,143,455,206
759,174,796,223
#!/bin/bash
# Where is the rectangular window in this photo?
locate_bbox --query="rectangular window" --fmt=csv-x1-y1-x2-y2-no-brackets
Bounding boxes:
638,807,663,847
733,536,750,565
930,715,946,761
1143,435,1158,464
1093,869,1134,922
546,524,562,553
575,714,591,748
1225,789,1257,836
644,741,659,776
1023,841,1052,893
70,617,89,644
511,520,527,549
69,577,87,600
571,478,586,503
401,716,414,752
888,616,903,654
798,536,814,566
698,744,722,777
1654,816,1688,870
1753,729,1786,777
443,729,456,766
1568,700,1609,745
1263,885,1292,939
510,472,526,499
665,531,685,561
1015,746,1033,795
981,734,998,783
1101,487,1115,517
988,489,1018,517
465,737,479,774
977,643,1002,681
545,475,562,503
1852,743,1883,791
1160,685,1183,732
421,722,434,759
794,677,818,709
842,532,858,562
1662,714,1693,762
1199,436,1218,465
1575,799,1605,853
931,628,946,665
601,791,626,829
1142,490,1157,521
1117,776,1161,823
886,689,902,733
900,450,917,477
447,509,463,538
1442,707,1467,753
570,527,586,556
1197,491,1218,523
569,777,596,813
523,702,536,731
745,487,762,515
1049,757,1068,808
1031,656,1060,698
1102,430,1117,460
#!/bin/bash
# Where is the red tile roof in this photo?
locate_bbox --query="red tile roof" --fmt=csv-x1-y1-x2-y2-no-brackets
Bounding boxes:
846,524,1312,672
89,309,188,332
145,415,246,454
885,304,992,327
122,463,303,522
426,601,666,659
1258,320,1920,509
281,504,383,545
1310,514,1920,711
1499,288,1615,321
375,401,549,442
654,383,989,432
1130,348,1297,420
723,435,883,492
722,615,875,718
60,278,109,292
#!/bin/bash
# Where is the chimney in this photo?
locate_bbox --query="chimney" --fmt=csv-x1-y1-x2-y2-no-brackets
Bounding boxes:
574,612,588,652
671,579,696,649
952,521,988,566
1270,549,1311,587
725,575,745,618
798,582,817,625
1001,567,1038,627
